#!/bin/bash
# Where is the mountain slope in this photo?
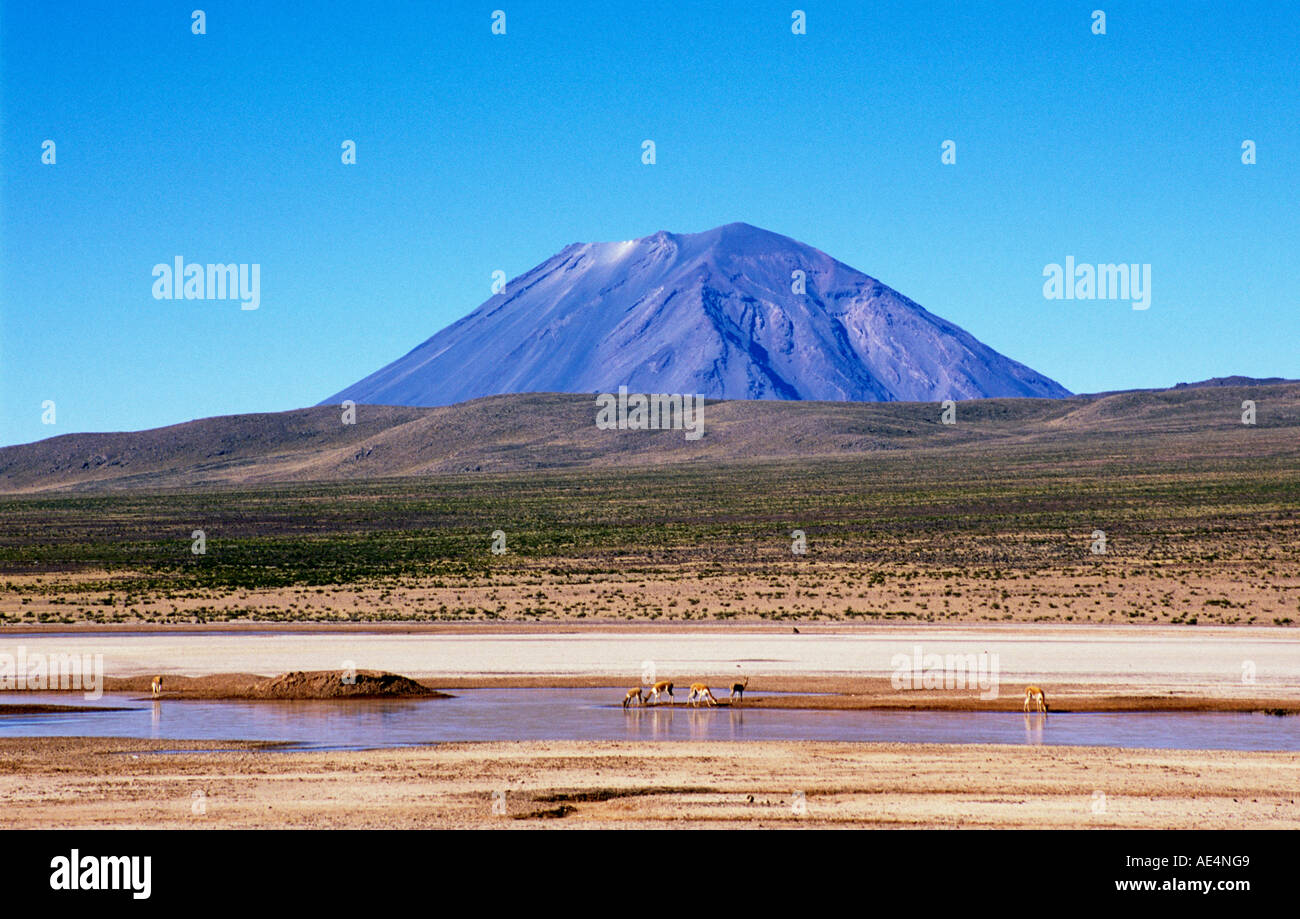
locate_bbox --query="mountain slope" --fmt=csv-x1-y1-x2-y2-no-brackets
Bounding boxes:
323,223,1069,405
3,382,1298,493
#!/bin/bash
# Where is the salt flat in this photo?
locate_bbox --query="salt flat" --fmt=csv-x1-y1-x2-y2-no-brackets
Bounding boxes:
4,623,1297,698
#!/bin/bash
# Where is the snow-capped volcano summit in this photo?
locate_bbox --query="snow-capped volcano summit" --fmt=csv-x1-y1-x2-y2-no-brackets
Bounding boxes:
323,222,1069,406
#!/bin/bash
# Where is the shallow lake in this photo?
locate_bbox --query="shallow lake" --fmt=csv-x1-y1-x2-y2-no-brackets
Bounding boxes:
1,689,1296,752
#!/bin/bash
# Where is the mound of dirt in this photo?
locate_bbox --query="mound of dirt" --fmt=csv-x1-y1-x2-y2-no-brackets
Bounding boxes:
247,670,443,700
101,670,450,700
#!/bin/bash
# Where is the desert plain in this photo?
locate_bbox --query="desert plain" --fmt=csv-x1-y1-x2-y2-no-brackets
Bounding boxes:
1,383,1298,828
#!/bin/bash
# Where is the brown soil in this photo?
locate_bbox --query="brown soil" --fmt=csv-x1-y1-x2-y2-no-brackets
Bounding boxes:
2,737,1296,829
12,670,1293,713
103,670,451,701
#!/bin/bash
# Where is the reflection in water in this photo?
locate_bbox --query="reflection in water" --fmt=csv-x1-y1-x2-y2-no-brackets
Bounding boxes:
687,708,712,741
647,706,674,740
725,709,745,740
626,704,751,742
0,689,1296,753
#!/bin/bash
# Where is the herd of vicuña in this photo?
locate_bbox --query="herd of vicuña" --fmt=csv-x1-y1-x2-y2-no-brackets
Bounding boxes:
623,676,751,708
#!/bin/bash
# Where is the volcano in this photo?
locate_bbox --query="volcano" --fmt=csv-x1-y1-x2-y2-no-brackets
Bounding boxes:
323,222,1069,405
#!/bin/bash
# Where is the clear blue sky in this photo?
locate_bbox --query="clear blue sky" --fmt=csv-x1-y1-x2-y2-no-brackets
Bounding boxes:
2,0,1297,446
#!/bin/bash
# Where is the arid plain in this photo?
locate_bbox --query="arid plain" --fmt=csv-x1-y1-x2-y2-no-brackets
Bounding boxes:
1,383,1298,827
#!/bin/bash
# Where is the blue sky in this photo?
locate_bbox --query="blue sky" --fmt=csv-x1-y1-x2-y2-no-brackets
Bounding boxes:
2,0,1297,446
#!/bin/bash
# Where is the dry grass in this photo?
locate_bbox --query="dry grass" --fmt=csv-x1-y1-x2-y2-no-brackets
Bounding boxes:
1,384,1297,627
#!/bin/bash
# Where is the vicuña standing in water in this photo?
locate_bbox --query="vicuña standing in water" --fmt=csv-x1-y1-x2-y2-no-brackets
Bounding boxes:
730,676,749,703
647,680,674,705
1023,685,1048,713
687,683,718,707
151,675,164,697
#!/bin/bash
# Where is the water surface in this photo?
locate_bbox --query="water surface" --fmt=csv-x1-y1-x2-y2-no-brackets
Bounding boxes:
1,689,1295,752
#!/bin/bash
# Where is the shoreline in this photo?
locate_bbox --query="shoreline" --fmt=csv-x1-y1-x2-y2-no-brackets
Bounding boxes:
3,736,1296,829
4,673,1297,714
5,622,1297,712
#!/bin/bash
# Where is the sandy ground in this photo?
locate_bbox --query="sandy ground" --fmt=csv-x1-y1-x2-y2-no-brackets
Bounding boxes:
6,564,1300,627
1,736,1296,829
15,672,1282,713
4,622,1297,709
3,623,1295,828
